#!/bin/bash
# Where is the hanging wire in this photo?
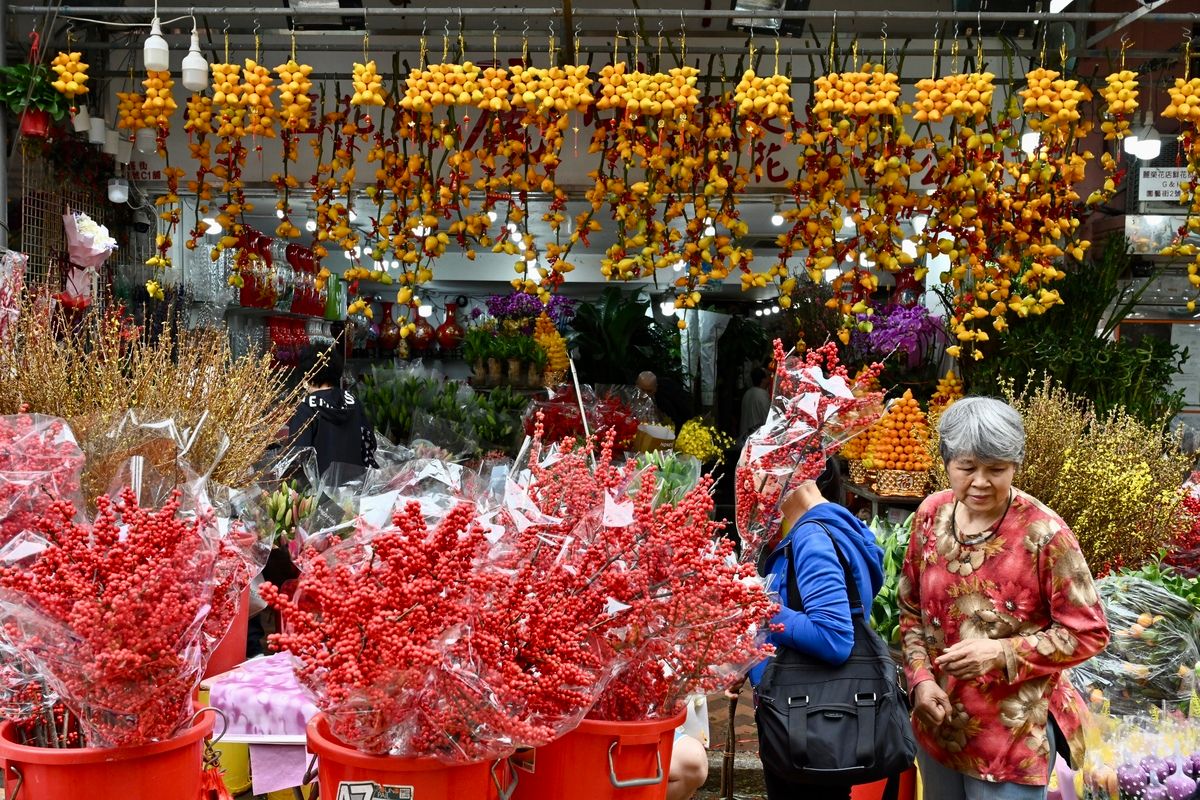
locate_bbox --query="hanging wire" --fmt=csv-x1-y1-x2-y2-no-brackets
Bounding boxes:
442,18,449,62
492,19,498,63
362,0,369,62
223,19,229,63
252,18,259,62
880,11,888,70
1119,33,1131,69
522,18,530,65
1184,27,1193,81
548,18,557,67
419,19,427,69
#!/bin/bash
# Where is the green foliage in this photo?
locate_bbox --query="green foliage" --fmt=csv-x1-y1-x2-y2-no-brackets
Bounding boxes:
1119,557,1200,609
462,327,494,365
568,287,682,384
957,236,1187,427
0,63,69,121
868,513,914,648
358,368,530,456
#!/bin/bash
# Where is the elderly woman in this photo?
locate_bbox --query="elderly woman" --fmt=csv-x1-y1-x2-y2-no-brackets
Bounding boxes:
899,397,1109,798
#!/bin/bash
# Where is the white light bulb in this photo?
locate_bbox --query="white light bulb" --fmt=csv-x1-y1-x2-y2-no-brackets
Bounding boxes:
305,219,317,232
413,224,430,237
771,212,785,227
116,137,132,165
1020,131,1041,156
1123,133,1141,155
487,211,498,222
672,262,684,272
911,215,928,233
348,208,359,222
842,216,855,229
181,31,208,91
703,225,716,237
754,309,763,317
823,268,841,283
135,127,156,154
72,106,91,134
1134,126,1162,161
107,177,129,204
103,128,119,156
202,217,222,236
276,209,286,219
88,117,106,145
418,304,433,318
144,18,170,72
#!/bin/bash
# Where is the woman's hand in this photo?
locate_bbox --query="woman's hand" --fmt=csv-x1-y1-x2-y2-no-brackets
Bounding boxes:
911,681,952,729
934,638,1006,680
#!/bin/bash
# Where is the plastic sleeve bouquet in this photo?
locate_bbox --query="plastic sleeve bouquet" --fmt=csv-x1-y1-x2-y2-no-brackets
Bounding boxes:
0,413,275,748
264,422,777,762
735,340,884,564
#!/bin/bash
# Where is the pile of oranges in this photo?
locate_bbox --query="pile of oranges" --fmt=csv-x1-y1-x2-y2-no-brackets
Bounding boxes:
861,390,932,473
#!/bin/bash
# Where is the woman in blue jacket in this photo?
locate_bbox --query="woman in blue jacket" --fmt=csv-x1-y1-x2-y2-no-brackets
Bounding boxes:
749,463,885,799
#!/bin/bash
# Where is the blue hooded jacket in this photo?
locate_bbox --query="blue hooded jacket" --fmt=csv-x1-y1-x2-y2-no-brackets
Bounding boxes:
749,502,885,684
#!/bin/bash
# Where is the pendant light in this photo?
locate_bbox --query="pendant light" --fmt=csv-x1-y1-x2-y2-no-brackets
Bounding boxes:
144,17,170,71
72,106,91,134
181,29,208,91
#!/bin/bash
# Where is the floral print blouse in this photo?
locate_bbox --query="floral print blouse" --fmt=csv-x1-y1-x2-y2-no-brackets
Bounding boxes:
899,489,1109,785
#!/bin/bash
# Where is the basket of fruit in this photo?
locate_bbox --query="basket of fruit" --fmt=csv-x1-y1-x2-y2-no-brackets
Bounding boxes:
861,390,933,497
847,459,868,485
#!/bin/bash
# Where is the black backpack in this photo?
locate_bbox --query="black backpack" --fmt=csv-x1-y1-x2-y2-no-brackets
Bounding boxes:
755,522,916,790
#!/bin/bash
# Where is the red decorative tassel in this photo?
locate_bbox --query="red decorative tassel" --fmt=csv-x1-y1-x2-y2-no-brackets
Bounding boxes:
200,762,234,800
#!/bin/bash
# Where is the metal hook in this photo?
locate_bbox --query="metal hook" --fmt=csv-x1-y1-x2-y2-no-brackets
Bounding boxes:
443,18,450,42
522,19,530,39
493,19,499,37
253,18,260,36
421,19,427,38
222,19,229,35
881,10,888,40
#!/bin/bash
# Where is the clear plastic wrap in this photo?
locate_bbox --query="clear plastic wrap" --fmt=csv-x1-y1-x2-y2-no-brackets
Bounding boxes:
0,412,274,748
0,414,86,548
0,487,218,747
1079,712,1200,800
1070,575,1200,718
629,451,702,507
734,341,884,564
0,250,25,341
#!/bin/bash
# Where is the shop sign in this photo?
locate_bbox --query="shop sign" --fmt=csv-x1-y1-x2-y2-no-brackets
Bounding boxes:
1138,167,1189,202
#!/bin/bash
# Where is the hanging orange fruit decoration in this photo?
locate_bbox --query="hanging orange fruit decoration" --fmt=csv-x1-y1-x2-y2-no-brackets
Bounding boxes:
1091,39,1138,210
928,370,964,418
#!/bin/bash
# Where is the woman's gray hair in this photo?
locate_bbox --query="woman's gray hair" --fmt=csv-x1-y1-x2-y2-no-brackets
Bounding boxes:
937,396,1025,465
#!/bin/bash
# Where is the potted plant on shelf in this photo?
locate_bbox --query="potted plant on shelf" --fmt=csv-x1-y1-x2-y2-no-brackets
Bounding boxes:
463,327,493,386
527,341,548,389
0,63,69,138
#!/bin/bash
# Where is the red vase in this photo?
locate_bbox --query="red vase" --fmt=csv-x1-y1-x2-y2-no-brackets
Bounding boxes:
378,302,401,353
19,109,50,138
436,303,465,353
410,313,435,354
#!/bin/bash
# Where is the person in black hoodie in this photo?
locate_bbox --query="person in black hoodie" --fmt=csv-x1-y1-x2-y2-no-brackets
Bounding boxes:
288,347,375,476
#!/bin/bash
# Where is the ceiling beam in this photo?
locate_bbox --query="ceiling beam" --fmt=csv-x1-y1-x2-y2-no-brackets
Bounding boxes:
1087,0,1180,48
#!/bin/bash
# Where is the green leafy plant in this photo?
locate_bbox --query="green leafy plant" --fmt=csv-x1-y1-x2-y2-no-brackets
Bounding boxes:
0,63,69,121
1119,557,1200,609
568,287,682,385
955,236,1186,427
462,328,494,366
868,513,913,648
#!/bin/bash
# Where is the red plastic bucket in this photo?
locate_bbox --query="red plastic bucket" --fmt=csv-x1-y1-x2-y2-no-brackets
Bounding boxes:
204,585,251,679
0,708,214,800
306,713,514,800
850,767,918,800
512,708,687,800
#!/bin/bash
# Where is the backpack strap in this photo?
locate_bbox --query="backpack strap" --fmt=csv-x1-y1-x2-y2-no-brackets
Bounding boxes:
783,520,864,614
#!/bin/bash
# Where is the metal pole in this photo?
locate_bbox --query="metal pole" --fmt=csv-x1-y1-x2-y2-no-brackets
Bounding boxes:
0,0,8,251
9,5,1200,22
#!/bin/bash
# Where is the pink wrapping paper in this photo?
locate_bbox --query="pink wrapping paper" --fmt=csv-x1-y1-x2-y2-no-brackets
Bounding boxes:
207,652,319,739
207,653,320,793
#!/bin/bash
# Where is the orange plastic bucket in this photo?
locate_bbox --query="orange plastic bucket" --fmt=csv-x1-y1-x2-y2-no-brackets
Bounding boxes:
204,585,251,679
512,708,687,800
0,708,214,800
306,713,515,800
850,767,918,800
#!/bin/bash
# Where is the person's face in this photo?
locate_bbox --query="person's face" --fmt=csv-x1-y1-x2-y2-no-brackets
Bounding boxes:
945,456,1016,518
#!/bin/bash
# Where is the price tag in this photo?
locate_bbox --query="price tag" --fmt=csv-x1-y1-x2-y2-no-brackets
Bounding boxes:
336,781,415,800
